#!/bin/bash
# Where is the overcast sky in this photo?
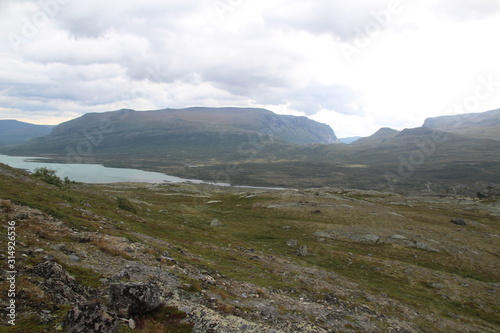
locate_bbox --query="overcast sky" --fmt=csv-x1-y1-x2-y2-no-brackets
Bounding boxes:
1,0,499,137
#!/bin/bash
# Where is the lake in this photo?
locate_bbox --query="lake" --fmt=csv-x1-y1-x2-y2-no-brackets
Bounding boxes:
0,154,225,185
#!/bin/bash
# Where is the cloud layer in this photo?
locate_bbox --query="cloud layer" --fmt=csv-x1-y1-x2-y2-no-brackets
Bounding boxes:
1,0,500,136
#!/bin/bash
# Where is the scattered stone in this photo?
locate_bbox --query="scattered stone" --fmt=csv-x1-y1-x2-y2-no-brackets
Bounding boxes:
311,209,321,214
54,243,74,255
43,254,56,262
124,246,135,253
429,282,445,289
313,231,335,239
68,254,81,262
70,233,93,243
390,234,407,240
450,218,466,226
111,269,130,282
157,255,176,264
286,239,298,247
109,282,163,317
34,248,45,254
129,318,136,330
414,241,439,252
66,302,118,333
361,234,380,243
210,218,223,227
207,200,223,204
297,245,308,256
14,213,29,220
388,212,404,217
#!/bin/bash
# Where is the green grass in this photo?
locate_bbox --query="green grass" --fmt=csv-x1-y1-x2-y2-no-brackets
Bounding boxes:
63,264,104,288
1,163,499,331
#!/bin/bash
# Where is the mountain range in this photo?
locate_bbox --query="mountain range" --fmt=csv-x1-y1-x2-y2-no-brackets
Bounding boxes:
1,107,499,194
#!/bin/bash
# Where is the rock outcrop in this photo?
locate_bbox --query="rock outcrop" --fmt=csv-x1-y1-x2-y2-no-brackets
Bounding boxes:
108,282,163,318
66,303,118,333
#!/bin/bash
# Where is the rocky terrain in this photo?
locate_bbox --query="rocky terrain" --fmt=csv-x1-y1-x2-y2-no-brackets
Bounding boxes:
0,163,499,332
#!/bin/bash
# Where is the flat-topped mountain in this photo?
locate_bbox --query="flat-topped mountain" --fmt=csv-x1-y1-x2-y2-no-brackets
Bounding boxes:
422,108,500,140
422,108,500,129
50,107,339,145
1,107,339,165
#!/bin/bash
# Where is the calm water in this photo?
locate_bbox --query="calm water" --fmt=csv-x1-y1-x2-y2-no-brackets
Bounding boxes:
0,154,222,185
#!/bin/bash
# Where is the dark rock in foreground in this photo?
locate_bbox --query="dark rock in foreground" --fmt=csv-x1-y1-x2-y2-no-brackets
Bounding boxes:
108,282,163,318
450,218,467,226
66,303,117,333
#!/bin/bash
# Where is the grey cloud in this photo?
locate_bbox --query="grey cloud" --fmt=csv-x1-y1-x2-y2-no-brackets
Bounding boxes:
285,84,361,116
52,0,207,39
262,0,389,41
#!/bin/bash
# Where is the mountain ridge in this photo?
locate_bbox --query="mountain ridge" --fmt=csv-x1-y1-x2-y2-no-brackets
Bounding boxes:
47,107,339,145
1,107,499,193
421,108,500,140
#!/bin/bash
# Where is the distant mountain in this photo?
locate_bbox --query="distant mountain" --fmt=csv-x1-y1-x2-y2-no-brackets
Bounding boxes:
1,107,339,160
422,108,500,129
422,108,500,140
339,136,361,144
2,107,499,193
353,127,399,145
0,120,55,145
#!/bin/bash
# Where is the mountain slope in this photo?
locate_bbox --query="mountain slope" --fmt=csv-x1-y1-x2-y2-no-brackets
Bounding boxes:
49,107,338,145
0,108,338,160
422,108,500,140
0,119,55,145
339,136,361,144
353,127,400,145
422,108,500,129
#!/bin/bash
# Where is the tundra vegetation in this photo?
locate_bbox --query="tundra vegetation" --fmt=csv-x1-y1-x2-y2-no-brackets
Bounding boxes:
0,163,498,332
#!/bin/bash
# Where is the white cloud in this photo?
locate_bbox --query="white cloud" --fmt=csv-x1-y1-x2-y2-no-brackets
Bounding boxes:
434,0,500,21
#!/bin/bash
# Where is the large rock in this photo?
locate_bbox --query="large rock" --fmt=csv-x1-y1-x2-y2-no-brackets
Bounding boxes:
66,303,118,333
108,282,163,318
32,261,90,304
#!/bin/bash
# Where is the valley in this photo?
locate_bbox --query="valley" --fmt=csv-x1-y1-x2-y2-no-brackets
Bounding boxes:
1,107,499,195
